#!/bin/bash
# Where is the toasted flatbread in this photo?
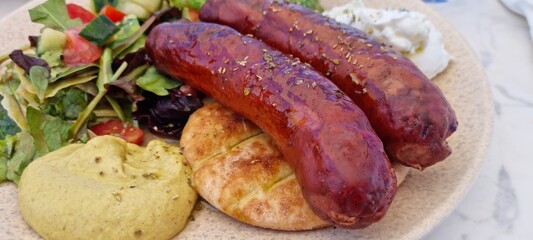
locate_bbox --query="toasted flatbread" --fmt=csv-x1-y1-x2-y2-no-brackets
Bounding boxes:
180,102,409,230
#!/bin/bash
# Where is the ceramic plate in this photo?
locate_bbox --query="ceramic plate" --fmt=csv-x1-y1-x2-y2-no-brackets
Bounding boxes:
0,0,493,239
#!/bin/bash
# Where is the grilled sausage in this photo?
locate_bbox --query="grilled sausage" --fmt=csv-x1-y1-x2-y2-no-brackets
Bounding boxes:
146,22,397,228
200,0,458,169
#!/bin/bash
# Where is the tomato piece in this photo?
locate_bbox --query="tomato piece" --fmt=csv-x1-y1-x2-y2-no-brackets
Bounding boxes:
63,29,102,66
90,119,144,145
187,9,200,22
66,3,96,24
100,5,127,23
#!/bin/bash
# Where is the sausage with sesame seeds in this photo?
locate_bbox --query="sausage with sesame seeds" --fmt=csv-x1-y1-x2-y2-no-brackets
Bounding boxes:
200,0,458,170
146,21,396,228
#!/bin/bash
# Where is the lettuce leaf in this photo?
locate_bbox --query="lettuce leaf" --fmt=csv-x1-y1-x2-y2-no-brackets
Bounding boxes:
51,64,98,82
112,48,147,77
109,15,141,50
40,50,63,68
13,65,41,107
97,48,115,91
0,99,21,139
137,66,181,96
111,7,181,57
9,50,50,74
0,64,28,129
5,131,38,184
29,66,50,102
45,75,97,98
169,0,206,10
134,89,202,138
26,107,71,156
290,0,324,12
28,0,82,31
0,135,16,183
116,36,146,59
40,88,89,120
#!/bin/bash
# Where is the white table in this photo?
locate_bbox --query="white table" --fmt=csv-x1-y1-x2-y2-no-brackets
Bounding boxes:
425,1,533,239
1,0,531,239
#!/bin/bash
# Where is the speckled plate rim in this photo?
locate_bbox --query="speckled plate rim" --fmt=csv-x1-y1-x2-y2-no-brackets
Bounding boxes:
0,0,494,239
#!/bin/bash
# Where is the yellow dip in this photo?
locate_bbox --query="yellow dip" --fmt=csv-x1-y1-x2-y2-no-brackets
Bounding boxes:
18,136,197,240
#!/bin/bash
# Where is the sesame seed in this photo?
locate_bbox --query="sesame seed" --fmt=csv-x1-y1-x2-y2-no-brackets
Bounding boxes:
350,73,360,85
237,60,247,66
112,192,122,202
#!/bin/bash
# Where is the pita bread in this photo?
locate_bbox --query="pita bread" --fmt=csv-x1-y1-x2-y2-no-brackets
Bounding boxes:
180,102,409,230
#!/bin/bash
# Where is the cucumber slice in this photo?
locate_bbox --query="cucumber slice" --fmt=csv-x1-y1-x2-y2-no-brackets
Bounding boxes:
79,15,119,46
130,0,163,13
37,28,67,54
115,0,151,19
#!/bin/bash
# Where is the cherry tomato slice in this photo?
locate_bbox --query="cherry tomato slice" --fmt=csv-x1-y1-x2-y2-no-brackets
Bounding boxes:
100,5,127,23
66,3,96,24
90,119,144,145
63,29,102,66
187,9,200,22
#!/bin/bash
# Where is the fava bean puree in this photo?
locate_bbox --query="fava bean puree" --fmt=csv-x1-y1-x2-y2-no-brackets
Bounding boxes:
18,136,197,240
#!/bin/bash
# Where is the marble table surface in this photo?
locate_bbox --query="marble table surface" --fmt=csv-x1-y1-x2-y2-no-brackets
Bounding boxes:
1,0,531,239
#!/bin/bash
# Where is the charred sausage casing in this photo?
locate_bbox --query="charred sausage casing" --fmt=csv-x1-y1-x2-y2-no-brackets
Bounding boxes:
200,0,458,169
146,22,397,228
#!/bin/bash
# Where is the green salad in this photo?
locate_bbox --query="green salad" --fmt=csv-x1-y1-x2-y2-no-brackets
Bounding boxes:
0,0,323,184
